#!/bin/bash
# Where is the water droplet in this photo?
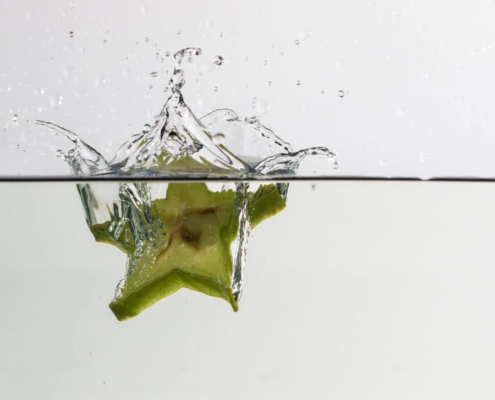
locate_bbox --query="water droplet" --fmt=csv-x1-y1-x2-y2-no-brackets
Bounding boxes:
419,151,430,163
213,133,225,145
296,80,301,85
294,39,300,45
142,124,151,134
69,31,74,38
150,71,158,78
255,99,270,114
338,90,344,98
12,114,18,123
213,55,224,66
50,94,63,108
213,86,218,92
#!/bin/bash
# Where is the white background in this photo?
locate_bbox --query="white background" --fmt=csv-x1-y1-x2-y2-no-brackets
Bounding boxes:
1,0,495,178
1,181,495,399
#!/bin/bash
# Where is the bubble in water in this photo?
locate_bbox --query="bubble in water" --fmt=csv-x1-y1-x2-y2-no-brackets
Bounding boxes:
149,85,153,89
320,89,325,94
268,81,272,86
297,80,301,85
213,55,224,66
89,352,93,356
50,94,63,108
103,381,107,385
419,151,430,163
294,39,300,45
150,71,158,78
69,31,74,38
338,90,344,98
213,86,218,92
264,60,267,65
255,99,270,114
145,37,150,42
335,59,346,69
12,114,18,123
213,133,225,145
166,52,170,57
177,31,181,35
219,32,223,37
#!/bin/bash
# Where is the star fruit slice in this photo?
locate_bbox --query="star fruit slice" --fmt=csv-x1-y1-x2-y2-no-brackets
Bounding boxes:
90,182,286,321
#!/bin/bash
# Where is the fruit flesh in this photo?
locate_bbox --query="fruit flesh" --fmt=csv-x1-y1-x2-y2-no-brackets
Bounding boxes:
90,182,286,321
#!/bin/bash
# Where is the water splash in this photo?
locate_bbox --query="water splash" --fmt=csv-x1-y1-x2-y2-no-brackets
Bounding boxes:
37,48,338,316
36,47,335,179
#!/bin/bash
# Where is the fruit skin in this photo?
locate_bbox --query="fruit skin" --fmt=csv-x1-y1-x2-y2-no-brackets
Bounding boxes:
89,182,286,321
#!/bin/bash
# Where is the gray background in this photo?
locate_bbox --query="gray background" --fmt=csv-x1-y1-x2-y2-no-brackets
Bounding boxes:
1,181,495,399
1,0,495,178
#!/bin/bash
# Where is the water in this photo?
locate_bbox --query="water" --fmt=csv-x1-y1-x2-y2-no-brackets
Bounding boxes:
35,47,337,178
4,46,495,397
32,48,337,321
3,180,495,398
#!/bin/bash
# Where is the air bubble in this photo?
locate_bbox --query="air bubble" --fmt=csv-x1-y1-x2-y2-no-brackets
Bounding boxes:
213,86,218,92
338,90,344,98
150,71,158,78
165,52,170,57
69,31,74,38
294,40,300,45
297,80,301,85
177,31,181,35
264,60,267,65
268,81,272,86
213,55,224,66
12,114,18,123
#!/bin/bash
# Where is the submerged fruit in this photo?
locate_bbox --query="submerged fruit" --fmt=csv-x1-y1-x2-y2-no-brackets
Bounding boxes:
89,182,285,321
